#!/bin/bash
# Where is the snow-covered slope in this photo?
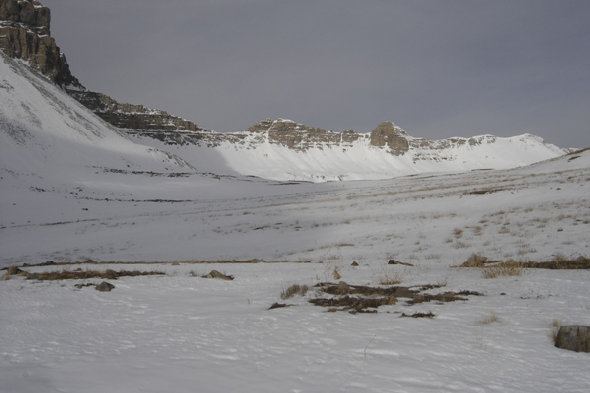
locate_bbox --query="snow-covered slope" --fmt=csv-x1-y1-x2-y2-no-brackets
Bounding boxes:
129,119,567,182
0,52,192,189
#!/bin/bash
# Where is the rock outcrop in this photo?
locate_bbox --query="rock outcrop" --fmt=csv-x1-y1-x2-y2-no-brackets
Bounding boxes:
0,0,82,88
68,90,200,132
0,0,199,132
369,121,409,155
247,118,361,151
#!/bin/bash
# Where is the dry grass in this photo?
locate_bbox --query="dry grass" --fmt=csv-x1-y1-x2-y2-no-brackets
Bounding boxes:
378,270,403,285
481,263,523,278
550,319,561,344
453,228,464,238
332,266,342,280
460,253,489,267
478,311,500,325
16,269,165,281
280,284,309,300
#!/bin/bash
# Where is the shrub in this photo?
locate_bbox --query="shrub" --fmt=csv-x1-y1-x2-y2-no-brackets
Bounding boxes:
479,311,499,325
378,271,403,285
461,254,488,267
481,262,522,278
280,284,309,300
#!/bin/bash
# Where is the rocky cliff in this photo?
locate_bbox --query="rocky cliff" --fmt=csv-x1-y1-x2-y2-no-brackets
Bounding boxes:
0,0,81,88
68,90,200,132
0,0,199,132
128,118,567,182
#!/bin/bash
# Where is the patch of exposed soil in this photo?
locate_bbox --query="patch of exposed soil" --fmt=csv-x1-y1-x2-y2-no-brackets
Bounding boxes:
458,256,590,269
309,282,481,313
400,312,436,318
268,303,291,310
6,269,165,281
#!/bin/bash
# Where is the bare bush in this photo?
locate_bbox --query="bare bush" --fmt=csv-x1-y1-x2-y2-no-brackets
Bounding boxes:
479,311,500,325
281,284,309,300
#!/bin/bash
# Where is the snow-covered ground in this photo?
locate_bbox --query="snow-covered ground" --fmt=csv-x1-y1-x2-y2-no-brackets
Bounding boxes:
130,125,567,183
1,149,589,392
2,39,590,393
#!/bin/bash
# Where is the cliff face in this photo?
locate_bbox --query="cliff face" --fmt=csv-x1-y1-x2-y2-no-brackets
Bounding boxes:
0,0,199,132
68,90,200,132
0,0,82,88
369,121,410,155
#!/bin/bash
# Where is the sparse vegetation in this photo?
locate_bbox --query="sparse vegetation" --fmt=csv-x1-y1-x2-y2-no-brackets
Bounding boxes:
3,268,165,281
378,270,403,285
332,266,342,280
400,312,435,318
309,282,482,313
481,263,523,278
550,320,562,344
280,284,309,300
478,311,500,325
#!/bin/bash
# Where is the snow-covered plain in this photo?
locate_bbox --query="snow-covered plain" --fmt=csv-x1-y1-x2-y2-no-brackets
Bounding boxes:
2,49,590,393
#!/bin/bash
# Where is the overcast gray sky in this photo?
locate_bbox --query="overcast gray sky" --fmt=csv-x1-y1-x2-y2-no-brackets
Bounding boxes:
44,0,589,147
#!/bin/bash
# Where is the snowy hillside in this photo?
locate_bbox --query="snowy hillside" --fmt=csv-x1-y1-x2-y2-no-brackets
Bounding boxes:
129,119,567,182
2,40,589,393
0,52,193,187
1,147,589,393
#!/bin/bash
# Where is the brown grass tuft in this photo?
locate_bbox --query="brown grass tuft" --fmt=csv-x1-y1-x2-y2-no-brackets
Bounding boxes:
378,271,403,285
460,254,488,267
478,311,500,325
332,266,342,280
481,262,522,278
280,284,309,300
22,269,165,281
550,319,561,344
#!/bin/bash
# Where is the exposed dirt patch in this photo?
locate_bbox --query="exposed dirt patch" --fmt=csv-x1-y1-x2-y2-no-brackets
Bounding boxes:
309,282,481,313
8,269,165,281
268,302,291,310
400,312,436,318
458,256,590,269
465,187,507,195
388,259,414,266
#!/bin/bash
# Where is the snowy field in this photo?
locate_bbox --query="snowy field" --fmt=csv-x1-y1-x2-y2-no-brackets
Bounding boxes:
2,150,589,393
1,50,590,393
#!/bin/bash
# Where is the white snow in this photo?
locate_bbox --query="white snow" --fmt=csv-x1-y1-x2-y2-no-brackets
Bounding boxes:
1,47,590,393
130,128,566,183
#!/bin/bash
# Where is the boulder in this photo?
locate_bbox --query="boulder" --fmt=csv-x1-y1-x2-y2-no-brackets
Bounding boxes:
201,270,234,280
95,281,115,292
555,326,590,352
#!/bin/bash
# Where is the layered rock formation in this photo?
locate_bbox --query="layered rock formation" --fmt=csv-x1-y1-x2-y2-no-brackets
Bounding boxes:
369,121,409,155
0,0,81,88
0,0,199,132
69,90,200,132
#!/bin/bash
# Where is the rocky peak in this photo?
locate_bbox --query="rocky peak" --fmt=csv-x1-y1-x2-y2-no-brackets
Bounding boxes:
0,0,201,132
369,121,409,155
0,0,82,88
0,0,50,35
68,90,200,132
246,118,362,151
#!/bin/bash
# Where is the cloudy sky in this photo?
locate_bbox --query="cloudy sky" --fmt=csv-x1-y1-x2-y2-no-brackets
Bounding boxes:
45,0,589,147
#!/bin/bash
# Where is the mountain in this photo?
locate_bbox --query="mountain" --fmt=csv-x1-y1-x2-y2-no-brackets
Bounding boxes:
0,50,194,194
0,0,570,184
128,118,567,182
0,0,199,133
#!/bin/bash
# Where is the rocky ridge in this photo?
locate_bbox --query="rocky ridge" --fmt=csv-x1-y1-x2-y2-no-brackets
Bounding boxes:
0,0,81,88
0,0,199,132
129,117,511,158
